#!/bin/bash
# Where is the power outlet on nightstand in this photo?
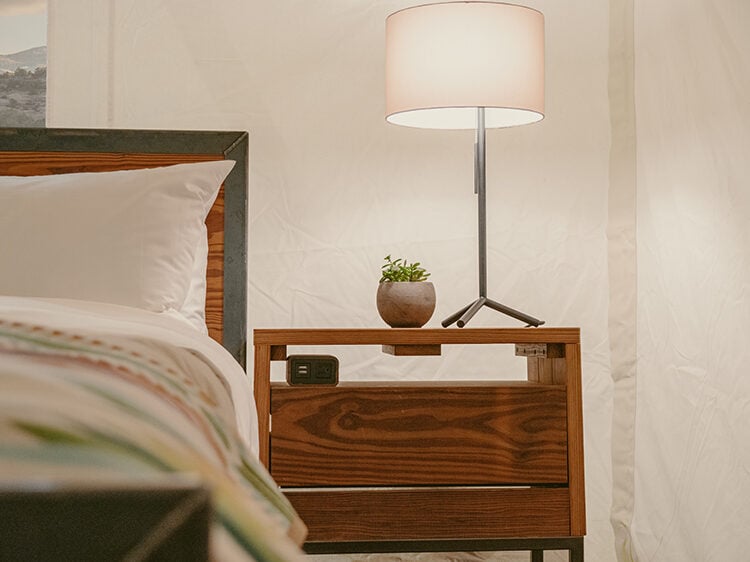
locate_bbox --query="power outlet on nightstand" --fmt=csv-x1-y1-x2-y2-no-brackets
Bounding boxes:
286,355,338,386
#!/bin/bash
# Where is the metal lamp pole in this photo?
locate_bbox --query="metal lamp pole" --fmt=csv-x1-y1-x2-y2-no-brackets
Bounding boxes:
442,108,545,328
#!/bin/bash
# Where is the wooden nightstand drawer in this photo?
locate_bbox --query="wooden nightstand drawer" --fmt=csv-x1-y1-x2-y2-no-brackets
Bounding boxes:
284,487,571,542
270,381,568,487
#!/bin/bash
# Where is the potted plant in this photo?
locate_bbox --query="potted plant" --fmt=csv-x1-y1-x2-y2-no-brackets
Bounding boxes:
376,255,436,328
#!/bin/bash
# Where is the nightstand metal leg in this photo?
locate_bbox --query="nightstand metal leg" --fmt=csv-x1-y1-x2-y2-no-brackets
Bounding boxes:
303,537,583,559
569,537,584,562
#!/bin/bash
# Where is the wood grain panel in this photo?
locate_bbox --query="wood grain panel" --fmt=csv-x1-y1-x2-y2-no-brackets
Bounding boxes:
254,345,272,467
255,327,580,346
527,357,568,385
0,151,217,175
270,345,288,361
285,487,571,542
381,344,442,356
203,186,224,343
271,383,568,486
0,151,226,345
565,343,587,535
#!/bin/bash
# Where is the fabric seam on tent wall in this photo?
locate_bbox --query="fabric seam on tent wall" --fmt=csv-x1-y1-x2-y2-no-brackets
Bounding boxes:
107,0,116,127
607,0,637,560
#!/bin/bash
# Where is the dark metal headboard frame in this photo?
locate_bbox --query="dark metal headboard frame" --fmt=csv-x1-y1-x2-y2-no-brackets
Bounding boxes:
0,127,248,368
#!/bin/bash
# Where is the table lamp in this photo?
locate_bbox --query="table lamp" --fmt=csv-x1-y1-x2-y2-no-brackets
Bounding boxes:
385,1,546,328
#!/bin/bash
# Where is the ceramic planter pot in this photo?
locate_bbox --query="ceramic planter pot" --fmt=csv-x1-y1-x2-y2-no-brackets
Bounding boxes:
376,281,436,328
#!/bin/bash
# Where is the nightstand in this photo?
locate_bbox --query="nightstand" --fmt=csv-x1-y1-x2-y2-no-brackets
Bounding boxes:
253,328,585,561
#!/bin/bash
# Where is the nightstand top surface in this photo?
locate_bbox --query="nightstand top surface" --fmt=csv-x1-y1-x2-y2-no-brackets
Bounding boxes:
253,327,580,346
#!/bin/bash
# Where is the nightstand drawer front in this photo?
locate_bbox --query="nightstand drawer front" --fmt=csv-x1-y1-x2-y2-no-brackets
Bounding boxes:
270,384,568,486
285,487,571,542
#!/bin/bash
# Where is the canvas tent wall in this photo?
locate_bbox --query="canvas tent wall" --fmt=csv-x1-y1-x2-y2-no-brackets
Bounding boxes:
46,1,750,560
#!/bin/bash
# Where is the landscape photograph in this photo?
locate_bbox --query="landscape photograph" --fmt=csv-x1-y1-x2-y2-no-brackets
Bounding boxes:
0,0,47,126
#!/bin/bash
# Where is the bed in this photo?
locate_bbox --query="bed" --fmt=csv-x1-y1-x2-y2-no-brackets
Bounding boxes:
0,127,306,561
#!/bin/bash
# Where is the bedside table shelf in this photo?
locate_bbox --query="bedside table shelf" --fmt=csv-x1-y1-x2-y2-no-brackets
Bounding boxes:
253,328,585,561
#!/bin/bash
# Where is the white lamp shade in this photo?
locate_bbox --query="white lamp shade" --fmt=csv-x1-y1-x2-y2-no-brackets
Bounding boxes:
385,1,545,129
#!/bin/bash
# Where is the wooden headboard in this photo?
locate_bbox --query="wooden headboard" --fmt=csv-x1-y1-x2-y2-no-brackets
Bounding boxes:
0,127,248,368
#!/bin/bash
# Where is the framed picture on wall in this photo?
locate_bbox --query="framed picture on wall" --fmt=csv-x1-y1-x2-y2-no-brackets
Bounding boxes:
0,1,46,127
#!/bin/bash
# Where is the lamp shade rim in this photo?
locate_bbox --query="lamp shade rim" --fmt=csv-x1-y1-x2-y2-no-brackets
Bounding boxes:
386,106,545,130
386,1,544,22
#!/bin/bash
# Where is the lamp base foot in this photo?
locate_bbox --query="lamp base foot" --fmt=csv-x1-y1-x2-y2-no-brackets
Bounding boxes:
441,296,544,328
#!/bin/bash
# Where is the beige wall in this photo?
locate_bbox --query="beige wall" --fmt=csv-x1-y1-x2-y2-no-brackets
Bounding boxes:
631,1,750,560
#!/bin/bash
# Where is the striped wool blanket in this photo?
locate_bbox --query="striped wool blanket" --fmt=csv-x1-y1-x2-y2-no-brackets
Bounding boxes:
0,316,305,562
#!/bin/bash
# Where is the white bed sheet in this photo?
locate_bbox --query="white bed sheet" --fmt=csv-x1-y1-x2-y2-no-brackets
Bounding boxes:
0,295,258,455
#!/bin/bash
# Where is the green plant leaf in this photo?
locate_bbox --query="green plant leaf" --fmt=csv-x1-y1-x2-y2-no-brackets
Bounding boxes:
379,255,430,283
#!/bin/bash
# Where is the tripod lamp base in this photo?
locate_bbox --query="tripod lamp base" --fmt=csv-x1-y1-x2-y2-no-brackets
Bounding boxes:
442,297,545,328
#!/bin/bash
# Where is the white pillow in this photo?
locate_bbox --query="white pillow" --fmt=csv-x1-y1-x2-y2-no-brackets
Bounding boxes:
0,160,235,319
180,220,211,333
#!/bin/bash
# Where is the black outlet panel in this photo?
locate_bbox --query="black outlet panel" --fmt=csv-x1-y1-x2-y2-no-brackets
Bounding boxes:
286,355,339,386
